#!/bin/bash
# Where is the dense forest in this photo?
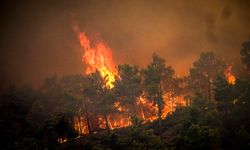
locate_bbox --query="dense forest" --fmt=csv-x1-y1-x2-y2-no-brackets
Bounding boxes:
0,38,250,150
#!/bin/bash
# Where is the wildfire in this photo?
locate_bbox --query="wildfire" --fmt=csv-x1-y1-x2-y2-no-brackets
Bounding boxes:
224,65,236,85
98,114,131,130
137,94,186,122
73,116,89,135
71,17,186,136
72,19,116,88
137,96,158,122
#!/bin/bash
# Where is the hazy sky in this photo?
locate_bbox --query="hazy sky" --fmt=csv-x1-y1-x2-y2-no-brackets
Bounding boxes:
1,0,250,91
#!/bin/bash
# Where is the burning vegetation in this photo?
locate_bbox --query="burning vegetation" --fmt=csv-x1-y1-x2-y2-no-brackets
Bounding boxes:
71,20,189,135
224,65,236,85
69,18,239,136
1,14,250,150
1,1,250,149
1,35,250,149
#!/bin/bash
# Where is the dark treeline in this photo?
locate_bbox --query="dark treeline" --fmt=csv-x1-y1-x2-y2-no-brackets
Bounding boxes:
0,38,250,150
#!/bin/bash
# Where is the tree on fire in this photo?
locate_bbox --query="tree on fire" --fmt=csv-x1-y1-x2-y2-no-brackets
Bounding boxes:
114,64,143,123
58,75,93,134
188,52,226,101
143,53,176,130
1,38,250,149
84,71,115,131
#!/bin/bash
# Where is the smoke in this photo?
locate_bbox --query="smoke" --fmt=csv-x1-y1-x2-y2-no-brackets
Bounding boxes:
205,15,217,42
221,6,233,20
0,0,250,92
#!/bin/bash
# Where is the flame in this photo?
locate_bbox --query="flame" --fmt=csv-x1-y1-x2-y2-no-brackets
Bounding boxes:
98,114,131,130
73,116,89,135
72,19,116,88
71,17,186,136
224,65,236,85
137,93,186,122
57,137,68,144
162,93,186,117
103,102,131,129
137,96,158,122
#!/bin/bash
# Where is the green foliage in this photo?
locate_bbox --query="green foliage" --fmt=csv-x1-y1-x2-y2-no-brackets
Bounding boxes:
188,52,226,100
1,49,250,149
84,71,116,130
114,64,142,121
143,53,175,128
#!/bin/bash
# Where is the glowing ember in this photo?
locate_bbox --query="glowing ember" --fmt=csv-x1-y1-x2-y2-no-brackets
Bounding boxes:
224,65,236,85
57,137,68,144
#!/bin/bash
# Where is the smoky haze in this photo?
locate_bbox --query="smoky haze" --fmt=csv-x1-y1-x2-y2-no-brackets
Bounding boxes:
0,0,250,92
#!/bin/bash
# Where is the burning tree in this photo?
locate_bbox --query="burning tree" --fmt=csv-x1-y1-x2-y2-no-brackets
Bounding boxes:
143,53,176,129
224,65,236,85
114,64,143,124
84,71,115,131
70,18,187,135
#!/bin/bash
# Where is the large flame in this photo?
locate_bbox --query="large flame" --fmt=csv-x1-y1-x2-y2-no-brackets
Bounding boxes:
71,18,186,136
72,19,116,88
224,65,236,85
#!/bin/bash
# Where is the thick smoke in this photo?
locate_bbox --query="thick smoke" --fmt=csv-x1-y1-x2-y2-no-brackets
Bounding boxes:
0,0,250,93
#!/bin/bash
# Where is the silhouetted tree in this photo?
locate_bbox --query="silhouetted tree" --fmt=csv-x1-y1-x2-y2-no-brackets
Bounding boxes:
114,64,143,123
188,52,226,100
85,71,115,131
240,37,250,77
143,53,175,130
0,86,40,149
59,75,93,134
214,76,235,117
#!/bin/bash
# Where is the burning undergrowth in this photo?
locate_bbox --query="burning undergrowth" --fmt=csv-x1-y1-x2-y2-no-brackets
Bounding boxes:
69,19,236,137
70,18,190,136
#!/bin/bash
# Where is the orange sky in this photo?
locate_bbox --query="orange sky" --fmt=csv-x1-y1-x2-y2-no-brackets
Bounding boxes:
0,0,250,91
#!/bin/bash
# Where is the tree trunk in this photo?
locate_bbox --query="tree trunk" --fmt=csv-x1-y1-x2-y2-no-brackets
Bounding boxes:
208,85,211,101
133,101,137,118
85,110,92,134
83,101,92,133
104,113,110,131
157,98,162,132
138,98,146,121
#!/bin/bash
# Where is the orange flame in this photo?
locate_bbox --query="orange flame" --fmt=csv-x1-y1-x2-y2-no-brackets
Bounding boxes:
137,93,186,122
73,116,89,135
72,19,116,88
224,65,236,85
71,17,186,136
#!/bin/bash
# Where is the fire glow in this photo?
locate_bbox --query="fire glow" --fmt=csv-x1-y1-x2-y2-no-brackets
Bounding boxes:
224,65,236,85
71,19,186,135
72,19,116,88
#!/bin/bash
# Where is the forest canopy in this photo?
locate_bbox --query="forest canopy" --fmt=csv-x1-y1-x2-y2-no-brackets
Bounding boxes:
0,38,250,149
